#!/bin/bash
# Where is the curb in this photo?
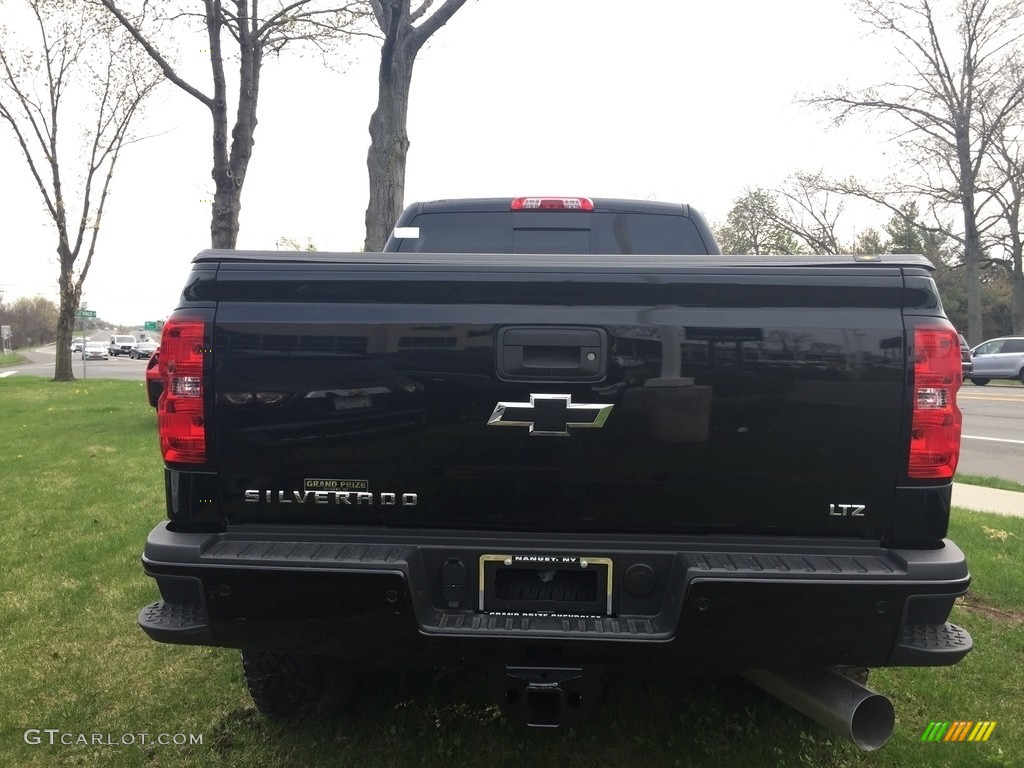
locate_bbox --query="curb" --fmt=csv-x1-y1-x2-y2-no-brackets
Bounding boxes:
951,484,1024,518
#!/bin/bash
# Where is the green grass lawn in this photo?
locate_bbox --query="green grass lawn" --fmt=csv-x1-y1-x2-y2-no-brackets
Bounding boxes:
0,378,1021,767
957,473,1024,494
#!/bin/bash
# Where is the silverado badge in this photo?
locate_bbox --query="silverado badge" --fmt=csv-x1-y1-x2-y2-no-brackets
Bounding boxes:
487,394,613,437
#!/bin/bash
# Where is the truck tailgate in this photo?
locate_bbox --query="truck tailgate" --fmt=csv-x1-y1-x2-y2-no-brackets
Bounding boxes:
211,259,909,539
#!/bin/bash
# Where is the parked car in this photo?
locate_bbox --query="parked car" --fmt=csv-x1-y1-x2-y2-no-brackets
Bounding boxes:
968,336,1024,385
108,334,138,356
82,342,109,360
957,333,973,378
129,340,159,359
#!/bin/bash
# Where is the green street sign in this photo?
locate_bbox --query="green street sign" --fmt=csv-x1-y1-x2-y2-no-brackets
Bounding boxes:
144,321,158,331
75,310,97,318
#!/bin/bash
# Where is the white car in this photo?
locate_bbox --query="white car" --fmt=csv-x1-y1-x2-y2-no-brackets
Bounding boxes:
82,342,109,361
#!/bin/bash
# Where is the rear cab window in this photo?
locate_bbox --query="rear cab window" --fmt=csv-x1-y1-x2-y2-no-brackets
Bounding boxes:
390,209,714,255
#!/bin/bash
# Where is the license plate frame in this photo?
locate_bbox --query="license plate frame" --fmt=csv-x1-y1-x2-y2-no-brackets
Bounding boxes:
478,554,613,616
333,395,372,411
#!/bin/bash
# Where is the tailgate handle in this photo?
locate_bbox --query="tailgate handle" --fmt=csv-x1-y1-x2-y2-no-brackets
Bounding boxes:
498,327,606,381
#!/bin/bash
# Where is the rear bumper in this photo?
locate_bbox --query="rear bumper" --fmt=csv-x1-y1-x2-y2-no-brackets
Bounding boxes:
139,522,972,670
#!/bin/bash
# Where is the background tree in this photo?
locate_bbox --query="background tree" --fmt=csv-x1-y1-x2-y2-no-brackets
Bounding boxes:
0,0,158,380
277,236,319,251
807,0,1024,345
363,0,469,252
714,188,802,255
772,172,847,254
852,227,886,254
0,295,60,349
884,201,926,254
100,0,370,249
983,103,1024,332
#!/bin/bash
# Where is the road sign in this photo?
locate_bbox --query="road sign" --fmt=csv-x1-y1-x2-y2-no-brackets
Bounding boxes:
144,321,158,331
75,310,97,318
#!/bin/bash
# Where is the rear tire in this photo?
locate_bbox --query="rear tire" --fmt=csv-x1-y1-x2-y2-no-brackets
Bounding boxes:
241,650,331,718
969,377,989,386
1018,368,1024,385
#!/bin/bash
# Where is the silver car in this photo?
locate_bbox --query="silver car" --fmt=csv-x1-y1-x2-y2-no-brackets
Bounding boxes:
82,341,109,361
968,336,1024,385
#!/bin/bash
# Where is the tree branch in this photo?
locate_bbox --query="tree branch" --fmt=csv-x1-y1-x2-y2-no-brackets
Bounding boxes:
96,0,214,108
408,0,467,54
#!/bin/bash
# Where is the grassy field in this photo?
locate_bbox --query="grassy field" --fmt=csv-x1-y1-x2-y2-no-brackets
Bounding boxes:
0,377,1021,767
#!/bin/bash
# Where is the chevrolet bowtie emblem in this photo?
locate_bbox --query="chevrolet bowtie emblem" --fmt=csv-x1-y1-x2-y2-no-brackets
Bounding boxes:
487,394,613,437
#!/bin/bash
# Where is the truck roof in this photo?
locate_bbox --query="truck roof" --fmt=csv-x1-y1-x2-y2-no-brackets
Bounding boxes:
407,197,694,217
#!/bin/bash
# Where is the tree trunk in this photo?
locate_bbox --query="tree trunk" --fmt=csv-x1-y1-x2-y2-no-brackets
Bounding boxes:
208,81,252,250
1011,231,1024,334
207,1,242,251
1009,199,1023,335
211,170,242,249
361,0,467,252
364,34,414,253
1013,270,1024,335
956,124,985,346
53,254,80,382
962,201,984,346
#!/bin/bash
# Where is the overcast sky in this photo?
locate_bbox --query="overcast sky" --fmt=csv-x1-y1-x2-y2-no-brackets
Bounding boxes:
0,0,899,326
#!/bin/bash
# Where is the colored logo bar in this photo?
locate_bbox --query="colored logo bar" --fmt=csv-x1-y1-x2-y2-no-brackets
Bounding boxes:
921,721,997,742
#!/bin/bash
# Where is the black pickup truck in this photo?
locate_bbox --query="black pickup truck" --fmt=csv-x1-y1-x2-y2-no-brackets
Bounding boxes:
141,197,971,750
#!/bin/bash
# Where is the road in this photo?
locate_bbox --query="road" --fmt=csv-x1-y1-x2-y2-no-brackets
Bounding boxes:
5,345,1023,484
957,382,1024,484
3,333,153,383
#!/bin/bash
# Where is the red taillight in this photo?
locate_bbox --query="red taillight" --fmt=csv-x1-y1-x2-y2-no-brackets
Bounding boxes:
908,326,962,479
158,318,207,463
510,197,594,211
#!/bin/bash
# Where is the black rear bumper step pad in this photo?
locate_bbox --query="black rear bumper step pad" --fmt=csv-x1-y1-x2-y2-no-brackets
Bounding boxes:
139,601,216,646
203,540,415,564
888,622,973,666
683,552,899,576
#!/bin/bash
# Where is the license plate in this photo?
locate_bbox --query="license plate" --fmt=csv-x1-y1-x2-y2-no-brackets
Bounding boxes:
333,395,371,411
478,554,613,616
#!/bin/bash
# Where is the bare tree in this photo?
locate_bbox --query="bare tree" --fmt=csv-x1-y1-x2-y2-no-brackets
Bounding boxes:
363,0,469,252
982,99,1024,332
807,0,1024,345
99,0,371,249
0,0,158,381
772,172,848,254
